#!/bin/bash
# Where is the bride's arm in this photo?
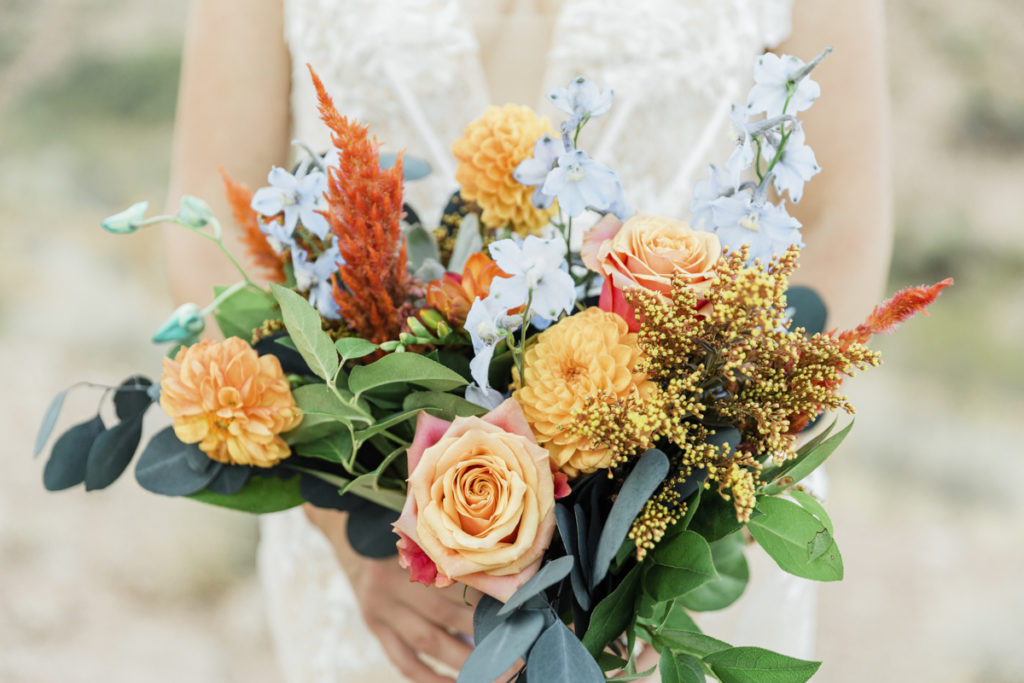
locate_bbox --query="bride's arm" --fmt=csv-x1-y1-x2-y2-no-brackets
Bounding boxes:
166,2,473,681
780,0,894,329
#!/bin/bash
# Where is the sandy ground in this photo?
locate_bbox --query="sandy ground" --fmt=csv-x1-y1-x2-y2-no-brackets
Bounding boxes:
1,1,1022,681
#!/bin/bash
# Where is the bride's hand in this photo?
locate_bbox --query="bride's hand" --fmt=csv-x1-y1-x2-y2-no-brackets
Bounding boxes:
304,504,477,683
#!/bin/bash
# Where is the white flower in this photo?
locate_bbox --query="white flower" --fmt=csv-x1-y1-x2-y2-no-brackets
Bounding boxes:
547,75,613,126
746,53,821,118
690,164,736,231
725,105,756,185
251,166,331,239
513,133,561,209
487,236,576,321
541,149,624,219
710,189,803,265
763,125,820,204
465,296,524,390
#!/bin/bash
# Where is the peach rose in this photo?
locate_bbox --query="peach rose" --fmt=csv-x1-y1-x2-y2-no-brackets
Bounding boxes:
393,399,560,602
583,213,721,330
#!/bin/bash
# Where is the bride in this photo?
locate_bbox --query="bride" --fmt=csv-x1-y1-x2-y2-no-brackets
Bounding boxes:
165,0,891,680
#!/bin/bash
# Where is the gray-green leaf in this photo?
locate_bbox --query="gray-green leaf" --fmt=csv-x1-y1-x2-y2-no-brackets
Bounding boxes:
271,283,339,381
526,619,603,682
457,610,544,683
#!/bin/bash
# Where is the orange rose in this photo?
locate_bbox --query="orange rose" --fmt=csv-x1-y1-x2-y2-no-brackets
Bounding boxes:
393,399,558,602
159,337,302,467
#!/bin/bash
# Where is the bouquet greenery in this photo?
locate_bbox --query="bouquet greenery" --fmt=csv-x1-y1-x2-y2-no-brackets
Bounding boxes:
36,50,950,681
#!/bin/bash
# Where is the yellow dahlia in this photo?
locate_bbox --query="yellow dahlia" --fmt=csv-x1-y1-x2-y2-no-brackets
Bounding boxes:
160,337,302,467
452,104,556,235
513,308,653,477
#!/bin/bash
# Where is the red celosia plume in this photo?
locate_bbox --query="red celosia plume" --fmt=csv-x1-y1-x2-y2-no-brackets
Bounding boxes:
308,65,411,342
218,167,287,283
831,277,954,349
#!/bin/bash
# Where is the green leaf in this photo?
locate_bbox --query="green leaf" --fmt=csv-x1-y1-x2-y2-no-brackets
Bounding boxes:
457,610,545,683
35,389,68,457
687,489,744,543
190,472,305,513
581,564,641,658
84,414,145,490
762,420,852,495
213,284,277,340
351,409,420,444
653,630,730,659
660,650,706,683
270,283,339,381
349,352,468,397
643,531,718,602
526,619,604,683
607,665,659,682
660,600,701,632
555,504,591,610
293,431,354,465
135,427,223,496
789,490,833,535
678,532,749,612
339,473,407,512
43,416,105,490
760,420,837,485
403,391,486,420
499,556,574,616
747,496,843,581
346,502,401,558
704,646,820,683
335,337,379,362
293,383,373,431
592,449,670,587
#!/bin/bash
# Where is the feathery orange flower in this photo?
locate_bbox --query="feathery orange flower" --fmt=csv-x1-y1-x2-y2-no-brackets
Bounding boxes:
308,65,411,342
425,253,510,326
831,278,954,349
160,337,302,467
219,168,287,283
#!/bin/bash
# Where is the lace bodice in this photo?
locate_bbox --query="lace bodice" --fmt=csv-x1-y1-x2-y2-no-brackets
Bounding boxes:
261,2,799,681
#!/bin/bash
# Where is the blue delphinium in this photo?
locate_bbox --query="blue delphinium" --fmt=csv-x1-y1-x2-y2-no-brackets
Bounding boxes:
541,149,626,220
547,75,613,128
761,124,820,204
710,187,803,265
251,166,330,241
292,243,343,319
513,134,561,210
487,235,577,321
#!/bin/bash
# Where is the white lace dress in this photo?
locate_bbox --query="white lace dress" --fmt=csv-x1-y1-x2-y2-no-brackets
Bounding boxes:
258,1,810,681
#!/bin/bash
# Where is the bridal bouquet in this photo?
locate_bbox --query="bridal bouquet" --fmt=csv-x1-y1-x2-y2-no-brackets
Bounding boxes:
36,50,950,682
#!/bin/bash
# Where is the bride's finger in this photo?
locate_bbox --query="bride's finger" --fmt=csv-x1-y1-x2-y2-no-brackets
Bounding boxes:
402,586,476,638
370,620,455,683
392,605,474,673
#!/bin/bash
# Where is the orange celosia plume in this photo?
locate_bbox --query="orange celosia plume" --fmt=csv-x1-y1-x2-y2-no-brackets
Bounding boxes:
308,65,410,342
219,167,287,283
831,277,954,349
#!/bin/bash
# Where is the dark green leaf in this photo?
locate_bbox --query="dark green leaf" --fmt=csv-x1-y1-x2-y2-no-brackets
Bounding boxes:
84,414,144,490
205,464,252,495
349,352,468,397
704,646,820,683
762,421,852,495
271,283,339,381
346,502,400,558
403,391,486,420
784,286,828,335
596,652,628,672
679,486,702,531
135,427,222,496
335,337,379,362
499,556,573,616
294,431,354,465
592,449,670,587
189,472,305,513
747,497,843,581
457,610,545,683
473,594,507,644
644,531,717,602
526,619,603,683
43,416,104,490
35,389,68,457
678,532,749,612
581,564,641,658
660,600,700,632
660,650,706,683
687,490,744,543
760,420,837,486
113,376,154,421
654,630,730,659
555,504,591,610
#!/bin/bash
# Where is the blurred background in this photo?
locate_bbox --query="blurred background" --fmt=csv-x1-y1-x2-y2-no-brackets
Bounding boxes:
1,1,1021,681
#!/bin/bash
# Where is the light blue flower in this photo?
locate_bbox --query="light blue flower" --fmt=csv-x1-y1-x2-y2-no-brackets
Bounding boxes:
763,125,820,204
251,166,330,240
292,243,343,319
691,164,736,231
746,53,822,118
725,105,756,184
541,149,625,219
102,201,149,234
487,236,576,321
710,189,803,265
513,134,561,209
465,296,524,390
547,75,613,127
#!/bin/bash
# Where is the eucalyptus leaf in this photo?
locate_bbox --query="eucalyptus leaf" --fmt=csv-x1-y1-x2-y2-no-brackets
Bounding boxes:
84,413,144,490
447,213,483,273
457,610,545,683
555,504,591,610
644,531,718,602
113,376,153,421
581,564,641,658
784,285,828,335
762,420,852,495
473,594,507,644
660,650,706,683
346,501,401,558
678,532,749,612
190,472,305,513
335,337,379,362
403,391,486,420
35,389,68,457
349,352,468,397
526,619,603,683
380,151,431,181
205,464,252,495
135,427,223,496
270,283,339,381
591,449,670,587
43,415,105,490
747,496,843,581
704,646,820,683
404,222,441,269
498,556,574,616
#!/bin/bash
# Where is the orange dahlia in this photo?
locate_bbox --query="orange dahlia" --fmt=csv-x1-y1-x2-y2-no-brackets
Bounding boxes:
513,308,653,477
160,337,302,467
452,104,556,235
426,252,510,326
